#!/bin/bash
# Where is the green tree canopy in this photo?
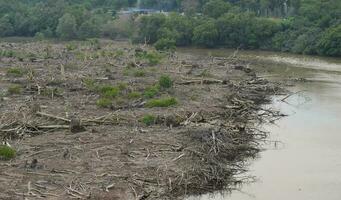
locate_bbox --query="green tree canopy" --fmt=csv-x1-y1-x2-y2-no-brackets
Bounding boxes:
56,13,77,40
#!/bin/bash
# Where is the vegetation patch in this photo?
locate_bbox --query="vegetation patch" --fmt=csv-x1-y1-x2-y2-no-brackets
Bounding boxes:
98,85,120,98
0,145,16,160
141,114,156,126
6,67,25,77
96,98,112,108
133,69,146,77
83,78,97,91
127,92,142,99
0,50,16,58
7,84,22,95
136,51,163,65
159,75,173,89
146,97,178,108
144,85,160,98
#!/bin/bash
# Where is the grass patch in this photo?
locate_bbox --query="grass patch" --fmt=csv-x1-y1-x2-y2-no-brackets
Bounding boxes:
0,50,15,58
144,85,160,98
123,68,147,77
133,69,146,77
159,75,173,89
98,85,120,98
83,78,97,91
65,43,78,51
0,145,16,160
6,67,25,77
118,82,128,91
96,98,112,108
7,84,22,95
127,92,142,99
146,97,178,108
136,51,163,66
141,114,156,126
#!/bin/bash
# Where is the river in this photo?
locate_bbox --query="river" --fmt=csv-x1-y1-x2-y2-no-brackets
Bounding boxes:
181,48,341,200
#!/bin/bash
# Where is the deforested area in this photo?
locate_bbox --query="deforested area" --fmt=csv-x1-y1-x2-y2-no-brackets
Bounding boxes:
0,40,284,199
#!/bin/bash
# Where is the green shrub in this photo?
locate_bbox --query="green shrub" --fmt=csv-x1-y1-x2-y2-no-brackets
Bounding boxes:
118,82,128,90
127,92,142,99
6,67,25,77
27,52,37,62
0,145,16,160
83,78,97,91
133,69,146,77
98,85,119,98
146,97,178,108
159,75,173,89
66,43,77,51
141,114,156,126
154,38,176,51
0,50,15,58
144,85,160,98
88,38,101,50
96,98,112,108
136,51,162,65
123,68,131,76
7,84,22,95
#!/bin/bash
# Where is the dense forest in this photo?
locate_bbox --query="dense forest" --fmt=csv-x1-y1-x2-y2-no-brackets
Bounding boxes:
0,0,340,56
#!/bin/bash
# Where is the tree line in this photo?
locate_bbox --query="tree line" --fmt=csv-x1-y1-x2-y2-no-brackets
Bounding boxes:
136,0,341,56
0,0,340,56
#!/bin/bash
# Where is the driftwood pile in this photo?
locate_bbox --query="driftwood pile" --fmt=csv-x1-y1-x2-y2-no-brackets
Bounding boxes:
0,41,284,200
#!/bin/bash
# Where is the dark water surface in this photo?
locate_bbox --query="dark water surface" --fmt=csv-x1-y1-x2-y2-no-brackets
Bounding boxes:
183,48,341,200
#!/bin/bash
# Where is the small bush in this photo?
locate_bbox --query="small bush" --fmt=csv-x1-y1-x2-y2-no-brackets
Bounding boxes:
159,75,173,89
144,85,160,98
154,38,176,51
127,92,142,99
88,38,101,50
83,78,97,91
66,43,77,51
7,84,22,95
146,97,178,108
141,114,156,126
133,69,146,77
118,82,128,90
0,145,16,160
96,98,112,108
0,50,15,58
27,52,37,62
6,67,25,77
123,68,131,76
98,85,120,98
136,51,162,65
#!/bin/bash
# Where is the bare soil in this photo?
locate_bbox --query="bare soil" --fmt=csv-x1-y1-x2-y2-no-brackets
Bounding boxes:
0,40,283,199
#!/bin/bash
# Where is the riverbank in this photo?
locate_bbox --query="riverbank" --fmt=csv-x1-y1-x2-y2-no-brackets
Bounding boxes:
185,46,341,200
0,40,283,199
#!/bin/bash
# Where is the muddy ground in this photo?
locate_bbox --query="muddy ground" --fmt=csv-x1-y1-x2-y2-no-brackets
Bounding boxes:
0,40,283,199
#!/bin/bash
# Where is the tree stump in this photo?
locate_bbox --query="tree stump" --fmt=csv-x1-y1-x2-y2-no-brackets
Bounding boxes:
69,115,85,133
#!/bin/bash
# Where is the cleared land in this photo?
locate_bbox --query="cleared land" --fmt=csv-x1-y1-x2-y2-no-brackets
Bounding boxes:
0,40,283,199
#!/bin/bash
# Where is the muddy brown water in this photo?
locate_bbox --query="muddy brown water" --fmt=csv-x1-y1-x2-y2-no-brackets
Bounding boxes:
182,48,341,200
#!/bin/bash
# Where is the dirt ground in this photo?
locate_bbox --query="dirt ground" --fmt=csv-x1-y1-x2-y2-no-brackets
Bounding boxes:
0,40,283,199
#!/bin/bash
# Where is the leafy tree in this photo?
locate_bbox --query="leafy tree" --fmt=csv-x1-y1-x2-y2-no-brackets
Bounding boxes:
56,13,77,40
154,38,176,51
192,19,218,47
138,14,166,43
78,19,100,39
0,15,14,37
318,25,341,56
203,0,231,18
